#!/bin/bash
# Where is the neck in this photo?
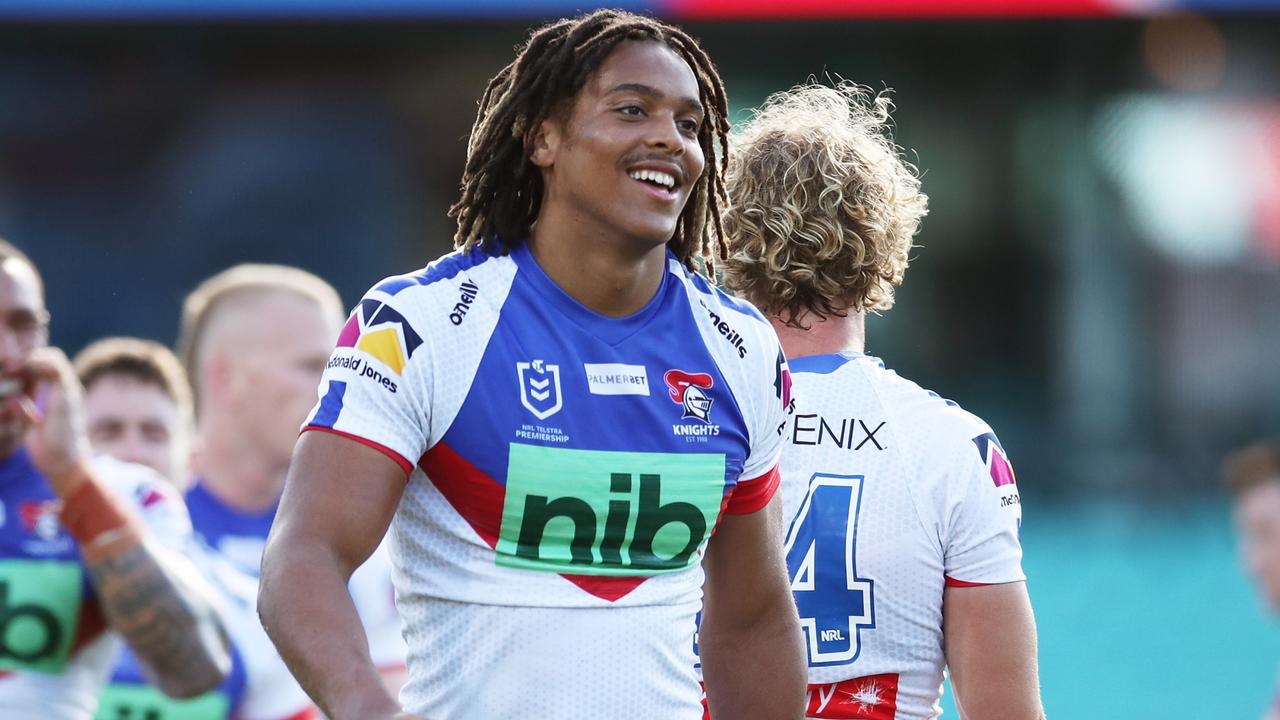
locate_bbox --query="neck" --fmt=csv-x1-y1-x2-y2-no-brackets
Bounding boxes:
193,416,287,513
770,309,866,360
527,205,668,318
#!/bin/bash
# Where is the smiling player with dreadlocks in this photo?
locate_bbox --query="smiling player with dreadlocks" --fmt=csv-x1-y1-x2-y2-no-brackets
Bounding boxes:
258,10,805,720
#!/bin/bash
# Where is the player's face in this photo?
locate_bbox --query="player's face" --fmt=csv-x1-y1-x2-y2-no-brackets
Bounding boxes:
84,374,189,487
0,259,47,457
1235,480,1280,613
534,40,706,250
225,293,338,464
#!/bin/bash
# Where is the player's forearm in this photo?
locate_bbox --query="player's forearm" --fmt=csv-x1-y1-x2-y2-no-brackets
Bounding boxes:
60,470,229,699
84,538,231,697
700,593,806,719
259,538,399,720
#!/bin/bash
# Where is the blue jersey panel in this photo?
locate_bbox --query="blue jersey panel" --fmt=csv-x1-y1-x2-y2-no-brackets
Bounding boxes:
438,243,749,486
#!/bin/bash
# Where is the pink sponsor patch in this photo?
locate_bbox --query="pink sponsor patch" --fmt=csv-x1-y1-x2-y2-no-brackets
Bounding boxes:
990,447,1016,487
336,312,360,348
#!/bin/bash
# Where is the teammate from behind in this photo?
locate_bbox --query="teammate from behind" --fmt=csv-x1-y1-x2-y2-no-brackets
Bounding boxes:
1223,439,1280,720
0,241,229,719
177,264,407,685
720,83,1044,719
74,337,317,720
259,10,805,720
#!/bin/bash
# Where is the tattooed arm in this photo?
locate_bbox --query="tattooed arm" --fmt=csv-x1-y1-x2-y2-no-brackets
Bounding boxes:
16,348,231,697
81,519,231,698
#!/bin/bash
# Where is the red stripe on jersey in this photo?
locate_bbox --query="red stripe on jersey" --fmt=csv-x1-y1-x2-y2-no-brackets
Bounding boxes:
945,576,993,588
302,425,413,476
558,574,647,603
419,441,506,548
277,706,321,720
805,673,900,719
725,465,780,515
420,442,656,603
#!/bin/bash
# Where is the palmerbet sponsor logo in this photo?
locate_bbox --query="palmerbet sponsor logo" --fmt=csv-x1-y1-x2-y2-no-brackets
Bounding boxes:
496,444,725,575
0,561,82,674
584,362,649,396
327,352,399,393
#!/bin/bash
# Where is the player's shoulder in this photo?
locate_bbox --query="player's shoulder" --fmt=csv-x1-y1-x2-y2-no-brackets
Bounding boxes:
365,243,512,301
341,245,518,370
668,256,769,323
666,256,778,359
856,359,999,458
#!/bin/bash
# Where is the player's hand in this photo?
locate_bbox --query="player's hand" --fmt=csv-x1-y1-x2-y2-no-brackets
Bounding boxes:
10,347,91,495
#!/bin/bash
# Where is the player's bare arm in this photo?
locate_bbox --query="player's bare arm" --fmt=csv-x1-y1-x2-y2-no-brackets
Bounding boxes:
699,493,807,718
18,348,230,699
943,581,1044,720
258,430,419,720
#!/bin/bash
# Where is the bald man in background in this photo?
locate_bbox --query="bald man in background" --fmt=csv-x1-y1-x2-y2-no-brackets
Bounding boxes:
178,265,408,689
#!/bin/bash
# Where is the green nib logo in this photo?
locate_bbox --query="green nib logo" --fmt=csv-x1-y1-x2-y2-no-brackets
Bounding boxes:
497,445,726,577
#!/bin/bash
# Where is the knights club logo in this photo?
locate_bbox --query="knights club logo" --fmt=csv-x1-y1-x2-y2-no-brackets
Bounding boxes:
517,359,563,420
664,370,714,424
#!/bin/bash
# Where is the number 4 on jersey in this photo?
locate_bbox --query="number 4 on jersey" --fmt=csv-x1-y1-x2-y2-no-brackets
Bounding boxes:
784,473,875,666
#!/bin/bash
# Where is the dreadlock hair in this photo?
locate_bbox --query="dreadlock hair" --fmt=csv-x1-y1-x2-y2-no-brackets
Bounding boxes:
450,9,731,273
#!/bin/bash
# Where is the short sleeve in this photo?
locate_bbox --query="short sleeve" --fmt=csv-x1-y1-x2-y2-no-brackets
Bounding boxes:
302,289,432,475
727,342,791,515
942,431,1025,586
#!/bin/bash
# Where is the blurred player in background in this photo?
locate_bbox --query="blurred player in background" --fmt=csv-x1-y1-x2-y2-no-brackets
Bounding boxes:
0,241,229,719
1224,439,1280,720
177,264,408,688
74,338,318,720
76,338,193,487
719,83,1043,719
259,9,804,720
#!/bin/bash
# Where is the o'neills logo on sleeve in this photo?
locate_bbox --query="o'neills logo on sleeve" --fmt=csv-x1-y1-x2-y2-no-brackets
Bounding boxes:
705,306,747,359
449,280,479,326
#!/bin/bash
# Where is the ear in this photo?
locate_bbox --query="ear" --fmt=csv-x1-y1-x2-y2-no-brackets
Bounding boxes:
528,116,562,169
201,352,234,410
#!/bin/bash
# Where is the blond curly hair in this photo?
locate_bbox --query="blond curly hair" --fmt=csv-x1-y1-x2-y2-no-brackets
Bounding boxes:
722,82,928,326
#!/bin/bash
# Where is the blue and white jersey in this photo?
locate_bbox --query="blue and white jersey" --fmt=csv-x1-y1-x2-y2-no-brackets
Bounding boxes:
776,352,1024,720
303,242,789,720
0,451,192,720
183,480,407,675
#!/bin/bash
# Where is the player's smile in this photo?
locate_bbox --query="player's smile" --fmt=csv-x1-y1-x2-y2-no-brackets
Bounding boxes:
624,158,685,203
536,40,706,249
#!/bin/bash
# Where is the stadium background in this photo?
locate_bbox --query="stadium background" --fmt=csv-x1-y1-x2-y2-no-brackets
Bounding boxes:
2,1,1279,715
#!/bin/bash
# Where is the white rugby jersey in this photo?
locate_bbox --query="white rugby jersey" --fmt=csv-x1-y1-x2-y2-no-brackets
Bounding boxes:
775,351,1024,720
303,242,789,719
0,452,193,720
